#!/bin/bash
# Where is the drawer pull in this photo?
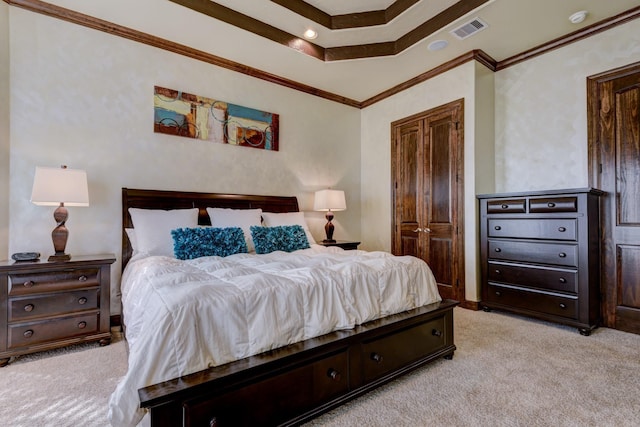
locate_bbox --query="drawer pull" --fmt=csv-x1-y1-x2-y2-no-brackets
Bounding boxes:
558,252,567,258
559,277,567,284
494,248,502,253
558,227,566,232
495,269,501,275
559,303,567,309
547,202,556,208
432,329,443,337
327,368,342,381
210,417,219,427
495,291,501,297
78,275,88,282
501,204,508,209
77,321,87,329
494,225,502,231
23,280,34,288
78,297,88,305
23,330,34,338
370,353,384,364
24,304,35,312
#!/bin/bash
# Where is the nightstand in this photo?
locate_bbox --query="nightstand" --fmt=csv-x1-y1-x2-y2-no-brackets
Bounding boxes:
0,254,115,366
318,240,361,250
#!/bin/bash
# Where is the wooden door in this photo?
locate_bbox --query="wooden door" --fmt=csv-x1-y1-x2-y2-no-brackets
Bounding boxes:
392,99,465,303
588,62,640,334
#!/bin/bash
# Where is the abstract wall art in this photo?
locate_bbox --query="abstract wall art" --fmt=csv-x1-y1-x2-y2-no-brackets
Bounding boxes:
153,86,279,151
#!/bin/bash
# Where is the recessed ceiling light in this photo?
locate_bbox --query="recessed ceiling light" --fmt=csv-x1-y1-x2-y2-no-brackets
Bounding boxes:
303,29,317,40
428,40,449,51
569,10,588,24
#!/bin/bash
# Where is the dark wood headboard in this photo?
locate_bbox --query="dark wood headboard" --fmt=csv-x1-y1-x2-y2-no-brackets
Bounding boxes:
121,188,300,271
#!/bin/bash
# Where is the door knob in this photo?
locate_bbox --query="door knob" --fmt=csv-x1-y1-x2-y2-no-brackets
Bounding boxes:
413,228,422,233
423,227,432,233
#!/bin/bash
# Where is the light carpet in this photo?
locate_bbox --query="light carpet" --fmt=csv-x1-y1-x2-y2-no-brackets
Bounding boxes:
1,308,639,427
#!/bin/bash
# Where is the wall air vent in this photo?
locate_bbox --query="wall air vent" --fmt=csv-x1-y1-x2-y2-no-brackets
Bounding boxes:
450,17,488,40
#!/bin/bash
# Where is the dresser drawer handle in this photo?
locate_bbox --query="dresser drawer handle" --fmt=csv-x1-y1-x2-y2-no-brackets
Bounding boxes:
559,303,567,309
495,269,501,275
23,280,35,288
494,248,502,253
23,329,34,338
370,352,384,364
559,277,567,284
432,329,443,337
494,225,502,231
558,252,567,258
495,291,501,297
501,204,508,209
77,321,87,329
547,202,556,208
78,275,88,282
24,304,35,312
78,297,88,305
558,227,566,232
327,368,342,381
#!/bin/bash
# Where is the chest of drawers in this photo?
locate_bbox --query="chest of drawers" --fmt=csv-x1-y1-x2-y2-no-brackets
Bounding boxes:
0,254,115,366
478,189,603,335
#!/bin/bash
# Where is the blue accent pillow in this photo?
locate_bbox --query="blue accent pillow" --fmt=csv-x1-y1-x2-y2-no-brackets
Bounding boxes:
171,227,248,260
250,225,310,254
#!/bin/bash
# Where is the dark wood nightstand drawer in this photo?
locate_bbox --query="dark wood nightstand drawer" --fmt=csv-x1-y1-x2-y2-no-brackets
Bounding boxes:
8,289,99,321
8,268,100,296
488,240,578,267
488,261,577,294
8,313,99,349
486,283,578,320
488,219,577,241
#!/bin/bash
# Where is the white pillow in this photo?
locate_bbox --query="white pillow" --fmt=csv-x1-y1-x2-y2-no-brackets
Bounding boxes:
207,207,262,252
261,211,316,245
125,228,137,253
128,208,199,257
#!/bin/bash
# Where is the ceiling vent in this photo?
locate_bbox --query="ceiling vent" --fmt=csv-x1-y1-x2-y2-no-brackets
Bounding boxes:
450,17,488,40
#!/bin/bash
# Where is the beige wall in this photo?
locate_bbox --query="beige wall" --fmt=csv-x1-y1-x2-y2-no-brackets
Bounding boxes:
360,61,495,302
0,2,9,261
7,9,361,312
494,18,640,193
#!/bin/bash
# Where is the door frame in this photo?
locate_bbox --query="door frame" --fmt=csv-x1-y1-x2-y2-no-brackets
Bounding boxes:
587,60,640,329
390,98,466,306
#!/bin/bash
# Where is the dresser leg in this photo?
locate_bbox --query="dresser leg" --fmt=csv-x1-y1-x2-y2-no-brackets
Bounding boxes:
482,306,492,312
99,337,112,346
0,357,10,367
578,328,591,336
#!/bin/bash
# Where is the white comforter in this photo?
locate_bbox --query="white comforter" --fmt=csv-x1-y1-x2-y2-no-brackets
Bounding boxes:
108,245,440,427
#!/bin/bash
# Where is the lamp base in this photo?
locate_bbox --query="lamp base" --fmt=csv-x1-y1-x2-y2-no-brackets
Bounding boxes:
48,253,71,262
322,239,337,244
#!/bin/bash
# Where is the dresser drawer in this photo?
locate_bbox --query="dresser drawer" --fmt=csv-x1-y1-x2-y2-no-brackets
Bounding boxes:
8,268,100,296
184,349,349,426
487,199,526,213
8,313,99,349
529,196,577,213
8,289,99,322
485,283,578,320
488,261,577,293
488,240,578,267
488,219,577,241
362,315,446,383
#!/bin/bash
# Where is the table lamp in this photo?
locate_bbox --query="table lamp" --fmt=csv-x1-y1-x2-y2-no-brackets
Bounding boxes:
30,165,89,261
314,189,346,243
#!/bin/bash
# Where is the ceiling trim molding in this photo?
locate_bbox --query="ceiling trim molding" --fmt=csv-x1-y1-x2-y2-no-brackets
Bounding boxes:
271,0,419,30
6,0,640,109
360,50,496,108
170,0,491,61
496,5,640,71
7,0,360,107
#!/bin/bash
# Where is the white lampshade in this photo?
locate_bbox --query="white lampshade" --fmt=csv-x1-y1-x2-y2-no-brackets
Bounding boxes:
314,189,346,212
31,166,90,207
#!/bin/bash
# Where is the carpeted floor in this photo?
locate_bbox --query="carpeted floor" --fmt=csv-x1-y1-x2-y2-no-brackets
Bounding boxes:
1,308,639,427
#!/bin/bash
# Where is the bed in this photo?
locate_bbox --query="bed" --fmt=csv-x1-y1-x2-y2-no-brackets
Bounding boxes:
110,188,457,427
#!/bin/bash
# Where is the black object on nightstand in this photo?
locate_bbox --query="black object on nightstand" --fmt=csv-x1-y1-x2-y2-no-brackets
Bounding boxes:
318,240,360,251
0,254,115,366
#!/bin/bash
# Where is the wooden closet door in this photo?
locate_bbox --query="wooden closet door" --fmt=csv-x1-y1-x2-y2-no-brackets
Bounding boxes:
392,99,464,303
589,63,640,334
